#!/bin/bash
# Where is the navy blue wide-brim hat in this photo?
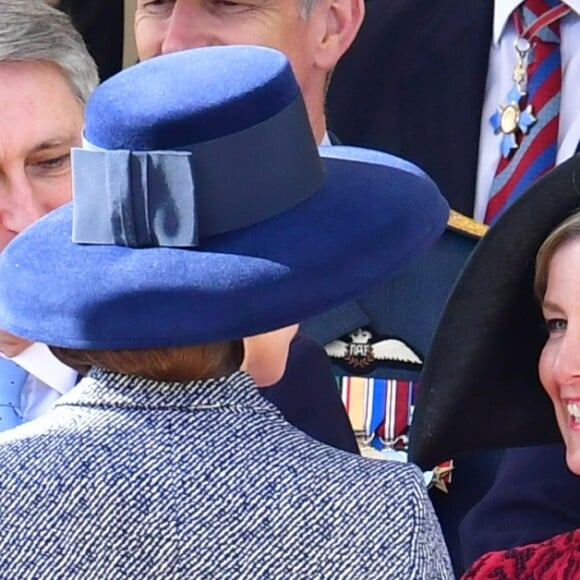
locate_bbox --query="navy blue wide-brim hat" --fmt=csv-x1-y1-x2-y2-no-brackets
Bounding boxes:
409,154,580,470
0,46,449,350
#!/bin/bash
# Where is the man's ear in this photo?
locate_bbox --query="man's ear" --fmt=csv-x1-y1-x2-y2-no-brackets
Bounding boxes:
312,0,364,73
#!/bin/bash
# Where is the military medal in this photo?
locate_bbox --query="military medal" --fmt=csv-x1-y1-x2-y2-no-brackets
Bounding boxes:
490,2,571,158
341,378,415,458
331,329,454,491
379,379,415,450
490,37,536,158
430,461,455,493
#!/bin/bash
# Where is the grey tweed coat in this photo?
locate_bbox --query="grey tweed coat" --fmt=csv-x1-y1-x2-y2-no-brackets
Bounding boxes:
0,368,453,579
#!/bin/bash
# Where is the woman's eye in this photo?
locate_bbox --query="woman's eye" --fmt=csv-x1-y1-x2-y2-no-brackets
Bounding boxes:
546,318,567,333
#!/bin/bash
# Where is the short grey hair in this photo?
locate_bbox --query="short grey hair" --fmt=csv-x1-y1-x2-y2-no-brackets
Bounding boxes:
0,0,99,105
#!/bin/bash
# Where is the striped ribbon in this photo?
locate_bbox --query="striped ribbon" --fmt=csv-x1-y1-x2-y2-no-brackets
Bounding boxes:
339,376,415,449
378,379,415,448
339,375,453,488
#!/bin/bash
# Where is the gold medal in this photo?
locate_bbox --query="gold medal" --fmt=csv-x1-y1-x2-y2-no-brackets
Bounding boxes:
490,37,536,158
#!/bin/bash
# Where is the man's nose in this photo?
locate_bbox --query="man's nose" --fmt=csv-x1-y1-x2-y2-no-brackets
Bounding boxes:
161,1,216,55
0,179,45,242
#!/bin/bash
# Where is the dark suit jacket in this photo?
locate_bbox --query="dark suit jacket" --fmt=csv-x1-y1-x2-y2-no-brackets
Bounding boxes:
323,13,499,568
301,211,489,578
327,0,493,216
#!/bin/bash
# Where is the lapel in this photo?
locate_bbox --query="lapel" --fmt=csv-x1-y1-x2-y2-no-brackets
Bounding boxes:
327,131,341,146
300,300,371,345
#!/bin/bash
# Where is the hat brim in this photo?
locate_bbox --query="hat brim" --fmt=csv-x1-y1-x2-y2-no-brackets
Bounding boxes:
0,147,448,349
409,155,580,470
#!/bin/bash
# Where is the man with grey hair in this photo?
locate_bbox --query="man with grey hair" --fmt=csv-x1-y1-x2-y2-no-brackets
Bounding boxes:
0,0,98,426
0,0,97,251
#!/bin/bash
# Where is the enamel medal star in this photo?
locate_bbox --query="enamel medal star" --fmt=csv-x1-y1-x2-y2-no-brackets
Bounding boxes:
490,86,536,158
490,37,536,158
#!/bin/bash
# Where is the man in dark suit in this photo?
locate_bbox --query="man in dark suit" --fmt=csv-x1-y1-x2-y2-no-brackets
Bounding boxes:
327,0,580,217
326,0,580,569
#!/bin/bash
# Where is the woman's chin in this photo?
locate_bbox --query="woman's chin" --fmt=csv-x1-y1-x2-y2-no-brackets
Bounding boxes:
565,442,580,476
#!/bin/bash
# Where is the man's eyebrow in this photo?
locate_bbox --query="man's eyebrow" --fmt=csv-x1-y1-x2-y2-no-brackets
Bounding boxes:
30,136,77,153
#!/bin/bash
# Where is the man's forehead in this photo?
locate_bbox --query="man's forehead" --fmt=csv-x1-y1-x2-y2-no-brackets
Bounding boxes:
0,60,77,101
0,62,82,156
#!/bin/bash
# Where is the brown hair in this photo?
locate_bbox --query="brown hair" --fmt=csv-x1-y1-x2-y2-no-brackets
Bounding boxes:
50,340,244,382
535,211,580,302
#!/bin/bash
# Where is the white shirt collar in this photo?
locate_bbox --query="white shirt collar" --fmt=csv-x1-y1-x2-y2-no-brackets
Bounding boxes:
493,0,580,45
320,132,331,146
7,342,77,395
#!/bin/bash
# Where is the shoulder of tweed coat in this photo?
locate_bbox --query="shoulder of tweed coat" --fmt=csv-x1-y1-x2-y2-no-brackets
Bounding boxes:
0,368,453,579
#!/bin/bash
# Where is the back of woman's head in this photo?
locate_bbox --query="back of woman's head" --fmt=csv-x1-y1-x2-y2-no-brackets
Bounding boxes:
50,341,244,382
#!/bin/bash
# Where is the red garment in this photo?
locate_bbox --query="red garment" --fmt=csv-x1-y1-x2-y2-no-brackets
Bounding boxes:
462,530,580,579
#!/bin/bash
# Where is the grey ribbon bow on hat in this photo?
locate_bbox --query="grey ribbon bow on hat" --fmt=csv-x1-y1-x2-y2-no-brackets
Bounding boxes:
72,94,325,250
73,150,197,248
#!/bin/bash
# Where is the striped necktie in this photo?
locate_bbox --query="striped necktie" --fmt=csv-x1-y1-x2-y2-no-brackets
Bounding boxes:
0,357,27,432
485,0,570,224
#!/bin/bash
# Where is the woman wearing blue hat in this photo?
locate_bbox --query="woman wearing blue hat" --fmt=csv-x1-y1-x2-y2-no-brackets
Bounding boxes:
0,45,452,577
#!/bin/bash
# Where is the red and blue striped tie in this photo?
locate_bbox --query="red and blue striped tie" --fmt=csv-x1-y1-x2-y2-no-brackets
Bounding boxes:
485,0,570,224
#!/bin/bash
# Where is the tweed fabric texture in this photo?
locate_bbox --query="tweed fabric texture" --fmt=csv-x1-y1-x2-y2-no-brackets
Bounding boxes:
0,358,27,432
0,368,452,579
